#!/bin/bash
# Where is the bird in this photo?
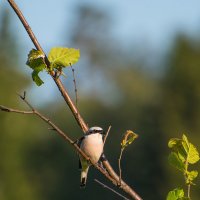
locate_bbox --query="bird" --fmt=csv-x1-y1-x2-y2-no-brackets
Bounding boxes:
78,126,105,188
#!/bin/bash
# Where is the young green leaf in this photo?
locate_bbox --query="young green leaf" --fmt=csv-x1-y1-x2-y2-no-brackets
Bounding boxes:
26,49,46,86
181,134,190,155
32,70,44,86
48,47,80,69
182,134,189,147
186,170,198,184
187,143,199,164
168,138,181,148
121,130,138,150
168,138,187,161
168,152,185,172
26,49,46,70
166,188,184,200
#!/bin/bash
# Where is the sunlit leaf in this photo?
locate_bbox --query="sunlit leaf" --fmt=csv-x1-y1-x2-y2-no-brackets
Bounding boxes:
182,134,190,153
187,143,199,164
121,130,138,149
48,47,80,69
186,170,198,184
166,188,184,200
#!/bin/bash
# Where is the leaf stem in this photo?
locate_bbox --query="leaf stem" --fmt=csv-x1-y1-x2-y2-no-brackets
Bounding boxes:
187,184,191,199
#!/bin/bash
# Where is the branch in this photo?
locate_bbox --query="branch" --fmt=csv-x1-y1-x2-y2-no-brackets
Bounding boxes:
94,179,130,200
0,100,116,185
104,125,111,145
70,64,78,107
7,0,88,133
118,148,124,185
6,1,143,199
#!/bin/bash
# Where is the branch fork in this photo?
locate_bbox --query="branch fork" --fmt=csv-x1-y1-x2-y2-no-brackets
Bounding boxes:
3,1,143,199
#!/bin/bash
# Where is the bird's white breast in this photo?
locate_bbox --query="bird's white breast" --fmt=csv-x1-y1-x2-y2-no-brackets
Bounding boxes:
80,134,103,163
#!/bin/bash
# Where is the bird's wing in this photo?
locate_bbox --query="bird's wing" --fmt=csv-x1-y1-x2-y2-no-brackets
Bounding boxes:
79,158,82,169
77,136,85,169
77,136,85,147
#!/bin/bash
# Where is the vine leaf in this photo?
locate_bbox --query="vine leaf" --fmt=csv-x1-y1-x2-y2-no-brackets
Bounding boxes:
48,47,80,69
26,49,46,86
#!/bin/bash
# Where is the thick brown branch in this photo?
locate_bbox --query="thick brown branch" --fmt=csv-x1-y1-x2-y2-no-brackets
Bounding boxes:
102,160,142,200
52,78,88,132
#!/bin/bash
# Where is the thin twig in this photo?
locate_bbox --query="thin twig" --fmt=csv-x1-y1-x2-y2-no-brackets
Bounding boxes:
104,125,111,145
94,179,130,200
118,148,124,185
0,105,33,114
70,64,78,107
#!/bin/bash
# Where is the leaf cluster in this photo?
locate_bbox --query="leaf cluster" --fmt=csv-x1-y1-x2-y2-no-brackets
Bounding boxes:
167,134,200,200
26,47,80,86
167,188,189,200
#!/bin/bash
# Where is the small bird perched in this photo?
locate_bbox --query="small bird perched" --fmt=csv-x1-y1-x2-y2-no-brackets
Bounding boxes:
78,126,105,188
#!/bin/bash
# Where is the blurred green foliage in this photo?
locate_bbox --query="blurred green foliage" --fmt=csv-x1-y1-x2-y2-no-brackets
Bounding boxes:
1,5,200,200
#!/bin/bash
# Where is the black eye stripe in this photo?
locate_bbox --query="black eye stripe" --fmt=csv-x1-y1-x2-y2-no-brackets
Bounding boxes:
88,129,103,134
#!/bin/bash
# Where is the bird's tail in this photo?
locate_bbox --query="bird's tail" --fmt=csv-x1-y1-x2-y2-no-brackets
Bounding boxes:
80,167,89,188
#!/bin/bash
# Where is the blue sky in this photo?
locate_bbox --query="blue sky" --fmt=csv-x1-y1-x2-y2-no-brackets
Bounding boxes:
2,0,200,104
3,0,200,53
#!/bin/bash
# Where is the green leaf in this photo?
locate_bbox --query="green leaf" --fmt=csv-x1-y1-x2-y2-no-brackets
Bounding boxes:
168,138,181,148
32,70,44,86
166,188,184,200
182,134,189,147
121,130,138,149
177,150,186,163
168,138,187,161
26,49,46,70
168,152,185,172
187,143,199,164
26,49,46,86
48,47,80,69
186,170,198,184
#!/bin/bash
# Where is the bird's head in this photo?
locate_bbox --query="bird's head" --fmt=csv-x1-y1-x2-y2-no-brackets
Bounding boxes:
88,126,105,135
